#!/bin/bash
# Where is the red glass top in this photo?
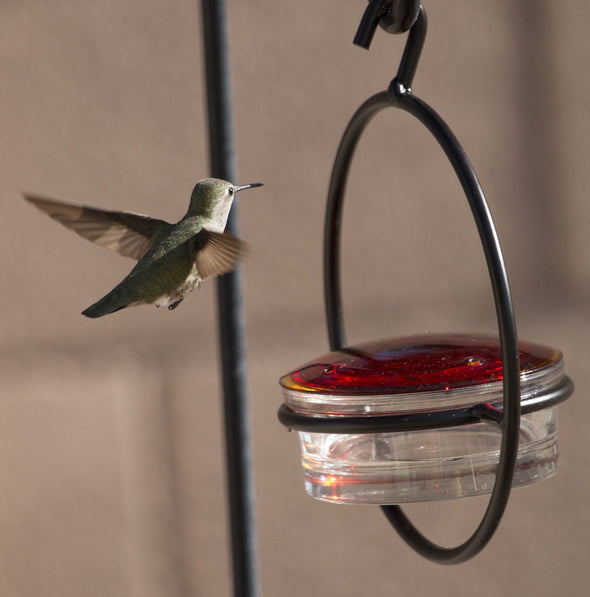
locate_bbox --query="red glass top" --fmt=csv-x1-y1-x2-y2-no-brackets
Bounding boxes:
280,333,561,395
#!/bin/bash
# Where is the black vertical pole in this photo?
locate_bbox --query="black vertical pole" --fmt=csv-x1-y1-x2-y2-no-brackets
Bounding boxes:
199,2,260,596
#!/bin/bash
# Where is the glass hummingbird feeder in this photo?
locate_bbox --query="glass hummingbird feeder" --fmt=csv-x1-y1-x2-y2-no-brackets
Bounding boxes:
278,1,573,563
279,332,572,505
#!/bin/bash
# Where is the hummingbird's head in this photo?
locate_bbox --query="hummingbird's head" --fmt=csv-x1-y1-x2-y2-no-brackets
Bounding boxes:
187,178,262,232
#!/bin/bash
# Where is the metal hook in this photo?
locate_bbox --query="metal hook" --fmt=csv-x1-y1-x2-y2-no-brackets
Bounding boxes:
354,0,422,49
354,2,427,93
393,4,427,91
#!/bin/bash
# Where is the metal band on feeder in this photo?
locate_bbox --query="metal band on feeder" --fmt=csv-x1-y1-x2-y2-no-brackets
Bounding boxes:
278,2,573,565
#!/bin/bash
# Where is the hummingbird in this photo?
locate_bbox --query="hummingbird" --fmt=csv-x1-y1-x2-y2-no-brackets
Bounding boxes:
24,178,262,318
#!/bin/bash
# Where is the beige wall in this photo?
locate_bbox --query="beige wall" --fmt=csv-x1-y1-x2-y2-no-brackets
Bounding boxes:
1,1,589,596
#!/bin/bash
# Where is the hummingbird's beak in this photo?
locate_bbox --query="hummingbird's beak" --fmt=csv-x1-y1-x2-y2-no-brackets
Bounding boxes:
234,183,263,192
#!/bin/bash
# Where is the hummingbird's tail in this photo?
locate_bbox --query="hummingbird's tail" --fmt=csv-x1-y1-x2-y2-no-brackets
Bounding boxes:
82,291,129,318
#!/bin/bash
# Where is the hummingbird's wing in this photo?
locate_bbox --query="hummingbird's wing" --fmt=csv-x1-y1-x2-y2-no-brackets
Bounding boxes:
190,229,247,280
23,193,171,260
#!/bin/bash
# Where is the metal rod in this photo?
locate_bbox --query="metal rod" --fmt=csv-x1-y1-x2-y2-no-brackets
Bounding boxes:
200,1,260,595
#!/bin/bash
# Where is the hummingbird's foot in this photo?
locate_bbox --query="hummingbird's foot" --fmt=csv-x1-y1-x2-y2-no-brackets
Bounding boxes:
168,299,183,311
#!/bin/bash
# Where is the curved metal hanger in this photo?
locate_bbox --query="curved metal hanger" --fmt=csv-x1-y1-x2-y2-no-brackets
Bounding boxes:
324,1,521,564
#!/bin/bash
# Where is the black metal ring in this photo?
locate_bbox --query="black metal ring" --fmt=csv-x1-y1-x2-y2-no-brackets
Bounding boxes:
278,375,573,434
323,6,523,564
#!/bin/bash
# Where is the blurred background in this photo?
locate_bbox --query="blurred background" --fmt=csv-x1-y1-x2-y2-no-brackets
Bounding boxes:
1,1,589,595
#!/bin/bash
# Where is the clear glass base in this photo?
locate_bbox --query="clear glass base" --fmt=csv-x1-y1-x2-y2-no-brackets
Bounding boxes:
299,408,558,504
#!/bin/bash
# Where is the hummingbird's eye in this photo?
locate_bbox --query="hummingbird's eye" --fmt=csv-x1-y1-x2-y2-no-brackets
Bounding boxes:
228,187,234,196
